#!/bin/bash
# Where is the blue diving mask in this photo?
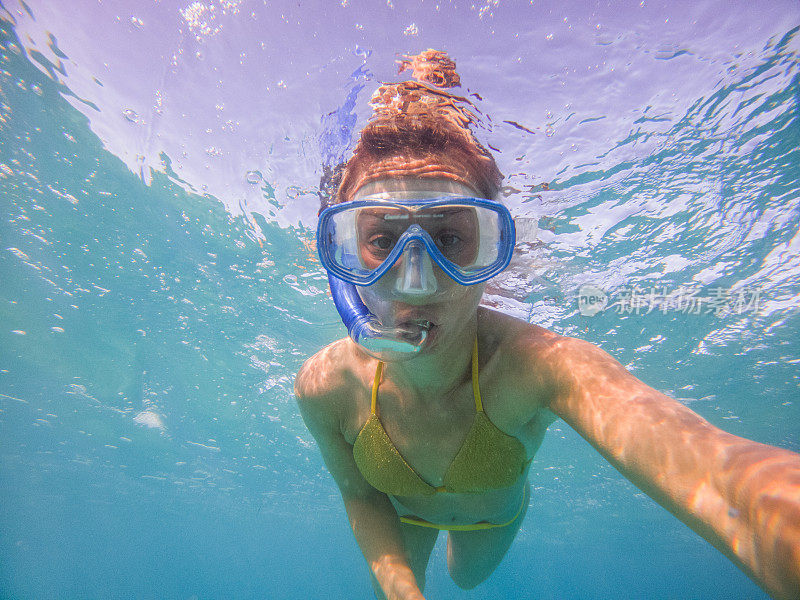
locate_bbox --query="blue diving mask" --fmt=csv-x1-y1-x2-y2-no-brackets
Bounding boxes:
317,191,516,361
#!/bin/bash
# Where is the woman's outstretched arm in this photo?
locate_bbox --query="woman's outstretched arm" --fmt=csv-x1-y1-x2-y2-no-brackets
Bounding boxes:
539,335,800,599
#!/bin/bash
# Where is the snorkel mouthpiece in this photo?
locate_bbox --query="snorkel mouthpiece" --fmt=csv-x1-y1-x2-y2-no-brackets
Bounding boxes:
327,273,427,361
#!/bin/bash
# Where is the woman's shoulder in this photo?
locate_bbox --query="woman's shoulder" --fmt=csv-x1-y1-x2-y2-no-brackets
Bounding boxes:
296,338,354,397
477,307,569,413
477,306,565,358
480,309,608,381
294,337,372,417
294,339,375,446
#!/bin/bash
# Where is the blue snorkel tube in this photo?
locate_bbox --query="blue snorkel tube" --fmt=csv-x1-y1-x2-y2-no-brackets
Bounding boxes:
327,273,427,360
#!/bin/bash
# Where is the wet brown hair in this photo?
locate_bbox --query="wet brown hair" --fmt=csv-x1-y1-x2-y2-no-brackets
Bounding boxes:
320,50,503,212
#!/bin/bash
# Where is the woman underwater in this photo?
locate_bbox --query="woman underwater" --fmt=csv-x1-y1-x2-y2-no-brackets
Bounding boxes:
295,50,800,600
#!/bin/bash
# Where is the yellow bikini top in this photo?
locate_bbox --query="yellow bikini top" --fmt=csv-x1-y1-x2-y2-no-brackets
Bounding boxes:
352,338,529,496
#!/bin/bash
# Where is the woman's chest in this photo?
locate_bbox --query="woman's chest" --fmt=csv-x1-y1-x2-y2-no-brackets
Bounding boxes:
348,374,544,488
367,386,478,486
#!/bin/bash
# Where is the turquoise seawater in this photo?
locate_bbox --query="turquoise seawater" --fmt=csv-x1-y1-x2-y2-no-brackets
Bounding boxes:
1,2,799,599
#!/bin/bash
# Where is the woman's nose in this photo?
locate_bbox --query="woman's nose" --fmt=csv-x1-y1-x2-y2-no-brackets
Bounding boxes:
394,241,438,296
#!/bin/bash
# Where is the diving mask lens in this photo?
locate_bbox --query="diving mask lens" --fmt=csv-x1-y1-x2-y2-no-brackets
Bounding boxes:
317,196,515,287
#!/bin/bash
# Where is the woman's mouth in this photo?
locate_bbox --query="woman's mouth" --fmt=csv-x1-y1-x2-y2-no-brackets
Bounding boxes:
395,319,438,345
398,318,435,331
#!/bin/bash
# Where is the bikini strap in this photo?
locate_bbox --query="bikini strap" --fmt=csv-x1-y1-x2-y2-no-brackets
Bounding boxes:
472,337,483,412
371,361,384,415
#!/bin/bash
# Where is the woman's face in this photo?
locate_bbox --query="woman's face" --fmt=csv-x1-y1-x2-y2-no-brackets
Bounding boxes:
353,177,487,349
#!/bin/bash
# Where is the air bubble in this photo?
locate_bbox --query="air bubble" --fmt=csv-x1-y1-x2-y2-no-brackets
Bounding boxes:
246,171,262,184
123,109,141,124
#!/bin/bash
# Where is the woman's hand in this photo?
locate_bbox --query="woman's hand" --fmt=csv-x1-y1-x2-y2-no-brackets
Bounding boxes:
371,552,427,600
345,494,426,600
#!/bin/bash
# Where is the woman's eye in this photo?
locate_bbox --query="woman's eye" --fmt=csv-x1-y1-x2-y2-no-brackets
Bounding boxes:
369,236,394,251
438,233,460,248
